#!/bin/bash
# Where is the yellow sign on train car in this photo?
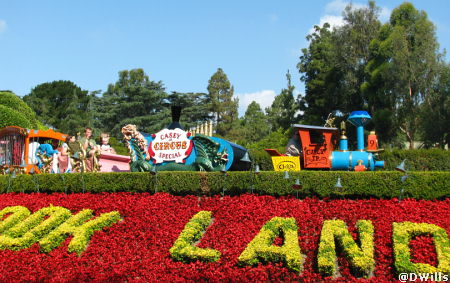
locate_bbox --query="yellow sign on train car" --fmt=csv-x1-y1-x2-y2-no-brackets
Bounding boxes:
271,156,301,171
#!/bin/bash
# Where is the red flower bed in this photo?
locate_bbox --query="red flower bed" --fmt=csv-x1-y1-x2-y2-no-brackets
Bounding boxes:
0,192,448,282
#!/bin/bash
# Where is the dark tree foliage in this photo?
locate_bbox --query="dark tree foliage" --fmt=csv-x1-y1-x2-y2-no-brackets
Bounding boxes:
266,71,299,130
242,101,270,143
297,23,338,125
23,80,92,134
299,1,445,149
420,62,450,148
298,2,381,126
166,92,212,130
97,69,168,137
334,1,381,111
364,2,440,148
207,68,239,136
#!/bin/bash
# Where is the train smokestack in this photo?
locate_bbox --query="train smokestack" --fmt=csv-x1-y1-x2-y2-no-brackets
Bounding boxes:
347,111,371,151
167,105,184,130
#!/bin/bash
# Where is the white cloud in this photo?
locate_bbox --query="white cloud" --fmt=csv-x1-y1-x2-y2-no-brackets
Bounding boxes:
325,0,347,14
0,20,6,33
379,7,391,23
310,0,391,34
235,90,277,117
326,0,368,14
309,14,344,34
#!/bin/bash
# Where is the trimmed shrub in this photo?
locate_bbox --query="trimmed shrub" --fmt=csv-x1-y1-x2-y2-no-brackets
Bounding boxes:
0,171,448,200
246,128,290,171
249,149,276,172
0,105,32,129
0,92,40,128
380,149,450,171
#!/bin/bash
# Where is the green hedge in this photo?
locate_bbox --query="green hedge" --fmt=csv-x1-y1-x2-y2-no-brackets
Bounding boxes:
250,148,450,172
379,149,450,171
0,171,448,200
249,149,277,172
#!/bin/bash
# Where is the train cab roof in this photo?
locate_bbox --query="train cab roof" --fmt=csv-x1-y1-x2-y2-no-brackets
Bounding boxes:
0,126,28,137
0,126,68,142
26,128,68,141
291,124,339,132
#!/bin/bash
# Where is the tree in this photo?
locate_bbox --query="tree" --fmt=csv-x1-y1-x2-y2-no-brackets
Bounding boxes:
361,23,400,145
206,68,239,136
266,71,298,130
63,90,90,134
334,1,381,112
23,81,92,134
364,3,440,148
242,101,270,143
166,92,212,130
297,23,336,125
97,69,168,137
223,119,247,145
298,2,382,125
420,62,450,148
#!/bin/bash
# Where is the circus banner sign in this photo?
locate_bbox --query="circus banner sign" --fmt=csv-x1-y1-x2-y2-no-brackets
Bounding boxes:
148,128,193,164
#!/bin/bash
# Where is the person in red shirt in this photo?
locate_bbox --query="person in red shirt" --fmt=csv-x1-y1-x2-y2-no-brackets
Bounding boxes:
355,160,366,171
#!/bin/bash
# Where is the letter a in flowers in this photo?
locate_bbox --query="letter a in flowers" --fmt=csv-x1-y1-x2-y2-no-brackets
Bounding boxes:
238,217,303,272
393,222,450,274
170,211,221,262
318,220,375,278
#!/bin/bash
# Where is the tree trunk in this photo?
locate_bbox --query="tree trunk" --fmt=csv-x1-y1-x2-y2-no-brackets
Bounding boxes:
400,125,415,149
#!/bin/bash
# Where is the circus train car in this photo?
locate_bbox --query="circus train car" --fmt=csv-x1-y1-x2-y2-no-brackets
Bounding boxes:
266,111,385,172
0,107,252,175
0,126,68,175
0,126,131,175
121,106,251,173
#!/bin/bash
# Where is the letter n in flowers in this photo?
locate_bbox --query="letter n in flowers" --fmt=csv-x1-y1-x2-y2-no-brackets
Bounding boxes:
393,222,450,274
170,211,221,262
238,217,303,272
318,220,374,278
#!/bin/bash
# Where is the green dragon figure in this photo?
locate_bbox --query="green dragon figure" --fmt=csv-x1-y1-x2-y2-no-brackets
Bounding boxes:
121,124,228,172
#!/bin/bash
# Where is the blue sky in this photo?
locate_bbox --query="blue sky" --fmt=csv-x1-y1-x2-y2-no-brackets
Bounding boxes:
1,0,449,116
